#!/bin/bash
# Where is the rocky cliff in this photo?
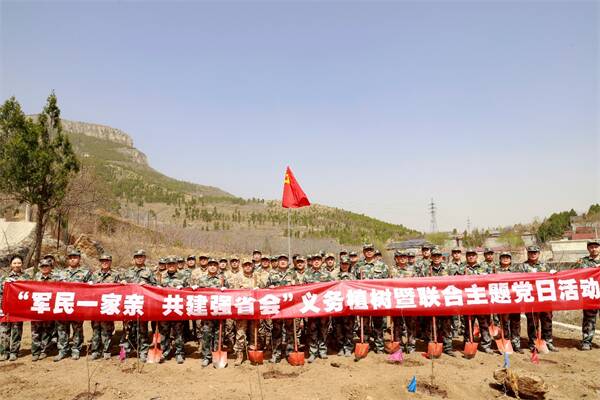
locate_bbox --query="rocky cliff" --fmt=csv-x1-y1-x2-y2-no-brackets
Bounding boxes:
61,120,133,146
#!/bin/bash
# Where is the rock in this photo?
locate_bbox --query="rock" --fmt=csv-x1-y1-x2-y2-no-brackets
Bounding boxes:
494,368,548,399
73,234,104,259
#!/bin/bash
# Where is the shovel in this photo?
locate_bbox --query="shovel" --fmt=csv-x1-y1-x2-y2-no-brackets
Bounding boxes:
489,314,500,338
248,321,264,365
212,319,228,368
463,315,478,359
288,318,305,366
385,318,401,354
495,321,513,355
534,315,549,354
355,271,369,360
427,316,443,359
147,331,162,363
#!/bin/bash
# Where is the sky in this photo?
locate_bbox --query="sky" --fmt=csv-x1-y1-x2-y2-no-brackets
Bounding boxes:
1,0,598,232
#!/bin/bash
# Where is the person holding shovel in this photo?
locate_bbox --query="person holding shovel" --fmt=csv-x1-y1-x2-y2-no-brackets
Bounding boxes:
576,239,600,351
192,258,229,367
230,259,265,365
496,252,524,353
158,257,188,364
89,254,122,360
334,256,355,357
448,248,465,338
0,255,31,361
390,250,417,354
521,246,558,352
266,254,298,363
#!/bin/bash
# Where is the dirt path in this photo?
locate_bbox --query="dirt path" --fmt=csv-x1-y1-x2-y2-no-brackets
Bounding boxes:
0,321,598,400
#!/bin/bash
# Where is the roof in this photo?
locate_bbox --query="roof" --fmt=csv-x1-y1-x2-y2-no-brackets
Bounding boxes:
386,239,433,250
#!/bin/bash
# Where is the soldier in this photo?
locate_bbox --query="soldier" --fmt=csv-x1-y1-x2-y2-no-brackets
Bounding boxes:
421,248,455,356
89,254,122,360
304,254,334,362
121,249,157,362
266,255,297,363
158,257,187,363
481,248,498,273
155,258,167,282
270,256,278,270
252,249,262,269
182,255,197,342
198,254,209,274
447,248,464,337
390,250,417,353
230,259,264,365
354,243,389,353
294,256,309,283
339,249,349,258
495,252,525,353
458,248,493,353
407,251,417,269
575,239,600,351
191,258,228,367
522,245,558,352
177,256,186,272
0,255,31,361
30,259,58,361
225,256,241,281
53,249,91,361
224,256,241,349
348,251,359,274
218,258,228,275
334,257,355,356
416,244,433,277
324,253,339,280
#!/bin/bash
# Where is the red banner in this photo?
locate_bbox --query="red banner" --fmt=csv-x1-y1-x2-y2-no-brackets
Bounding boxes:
1,268,599,322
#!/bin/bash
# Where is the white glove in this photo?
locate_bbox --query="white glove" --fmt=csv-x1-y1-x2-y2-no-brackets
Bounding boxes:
549,269,557,274
88,281,95,285
191,285,198,290
220,286,226,292
176,285,183,290
0,309,4,317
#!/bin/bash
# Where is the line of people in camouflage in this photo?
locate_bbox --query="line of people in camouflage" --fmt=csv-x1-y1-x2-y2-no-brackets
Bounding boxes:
0,239,598,364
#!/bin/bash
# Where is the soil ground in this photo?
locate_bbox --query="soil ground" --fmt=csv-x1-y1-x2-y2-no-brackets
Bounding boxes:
0,317,598,400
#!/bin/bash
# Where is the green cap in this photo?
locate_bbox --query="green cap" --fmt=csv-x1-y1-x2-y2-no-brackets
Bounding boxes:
483,248,494,254
278,254,289,260
325,253,335,259
431,248,443,256
230,255,239,261
349,251,358,257
177,257,184,262
421,244,432,250
68,249,81,257
499,251,512,258
407,251,416,257
39,258,53,267
362,243,374,251
207,258,218,264
296,256,306,262
465,248,477,254
339,249,348,255
133,249,146,257
587,239,600,246
187,255,196,260
99,254,112,261
253,249,262,254
270,256,278,262
451,248,462,253
158,258,166,264
527,245,541,252
394,250,407,257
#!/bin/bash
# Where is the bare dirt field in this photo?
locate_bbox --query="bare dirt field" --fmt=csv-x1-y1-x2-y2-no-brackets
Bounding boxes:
0,317,598,400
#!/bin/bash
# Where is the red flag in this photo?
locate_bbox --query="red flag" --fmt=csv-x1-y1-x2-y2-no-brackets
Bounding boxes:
530,349,539,365
282,166,310,208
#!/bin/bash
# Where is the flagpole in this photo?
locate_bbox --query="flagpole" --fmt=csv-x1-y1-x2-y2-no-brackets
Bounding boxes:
287,208,291,262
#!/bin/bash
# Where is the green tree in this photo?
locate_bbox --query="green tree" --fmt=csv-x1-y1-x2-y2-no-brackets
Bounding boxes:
425,232,450,246
536,209,577,243
0,93,80,267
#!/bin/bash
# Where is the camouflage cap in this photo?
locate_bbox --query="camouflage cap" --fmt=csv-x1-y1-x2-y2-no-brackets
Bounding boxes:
261,255,270,260
362,243,375,251
198,254,208,259
39,258,53,267
465,248,477,254
296,256,306,262
292,253,300,260
394,250,407,257
133,249,146,257
252,249,262,254
166,256,178,264
407,251,416,257
451,247,462,253
374,249,382,256
499,251,512,258
349,251,358,257
306,254,313,260
527,245,541,252
177,257,185,262
431,248,443,256
340,256,350,264
219,258,228,262
325,253,335,259
68,249,81,257
339,249,348,255
421,244,433,250
312,253,323,260
270,256,278,262
318,249,325,257
277,254,289,260
241,258,253,265
43,253,55,260
207,258,218,265
187,254,196,260
99,254,112,261
587,239,600,246
229,255,239,261
483,247,494,254
158,258,166,264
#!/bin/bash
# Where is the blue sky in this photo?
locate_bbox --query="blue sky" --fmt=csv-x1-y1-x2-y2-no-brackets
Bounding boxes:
1,1,598,232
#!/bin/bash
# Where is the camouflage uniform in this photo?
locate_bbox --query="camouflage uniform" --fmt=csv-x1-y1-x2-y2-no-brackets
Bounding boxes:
334,269,355,356
121,265,157,360
55,266,91,359
223,268,241,348
575,254,600,349
521,260,555,350
89,268,122,358
0,270,31,360
496,262,525,351
266,268,298,362
355,258,389,353
229,271,263,357
390,263,417,353
193,273,227,364
459,263,493,352
447,260,464,336
30,270,59,359
419,263,454,353
158,271,187,362
415,257,431,279
303,268,334,361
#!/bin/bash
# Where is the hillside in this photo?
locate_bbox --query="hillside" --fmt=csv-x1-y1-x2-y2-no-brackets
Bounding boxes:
58,119,418,254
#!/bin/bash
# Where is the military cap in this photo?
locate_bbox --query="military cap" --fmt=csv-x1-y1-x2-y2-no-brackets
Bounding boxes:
312,253,323,260
207,258,218,264
374,249,382,256
241,258,253,265
394,250,407,257
261,255,270,260
306,254,313,260
421,244,433,250
252,249,262,254
296,256,306,262
68,249,81,257
483,247,494,254
230,255,239,261
339,249,348,255
318,249,326,257
407,251,416,257
43,253,55,260
431,248,443,256
177,257,185,262
527,245,541,252
133,249,146,257
99,254,112,261
325,253,335,259
168,256,180,264
340,256,350,264
587,239,600,246
158,258,166,264
187,254,196,261
499,251,512,258
465,248,477,254
362,243,375,251
39,258,53,267
270,256,278,262
198,254,208,259
277,254,289,260
349,251,358,257
451,247,462,253
292,253,300,260
219,257,228,262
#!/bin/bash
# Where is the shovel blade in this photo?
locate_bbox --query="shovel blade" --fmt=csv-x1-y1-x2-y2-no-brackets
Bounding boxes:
385,341,401,354
489,323,500,339
354,342,370,360
212,351,228,368
287,351,305,366
535,339,549,354
463,342,478,359
496,338,513,355
147,348,162,364
248,350,264,365
427,342,443,359
473,323,480,338
151,331,160,346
